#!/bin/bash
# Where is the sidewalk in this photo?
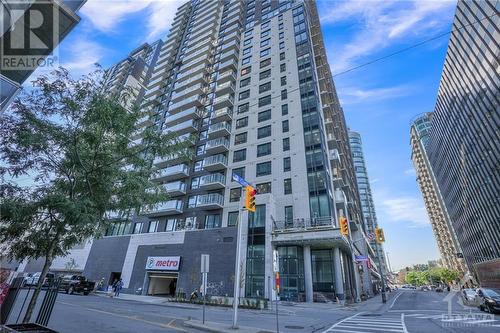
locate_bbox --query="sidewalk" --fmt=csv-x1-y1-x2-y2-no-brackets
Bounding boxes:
184,320,274,333
348,290,399,313
93,291,198,309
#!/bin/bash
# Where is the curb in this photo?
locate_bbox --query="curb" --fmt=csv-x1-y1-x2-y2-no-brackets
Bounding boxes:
184,320,273,333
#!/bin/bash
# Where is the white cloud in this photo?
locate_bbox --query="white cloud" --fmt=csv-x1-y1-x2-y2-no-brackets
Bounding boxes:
339,84,413,104
319,0,456,72
80,0,183,40
404,167,416,176
381,196,430,226
60,38,107,77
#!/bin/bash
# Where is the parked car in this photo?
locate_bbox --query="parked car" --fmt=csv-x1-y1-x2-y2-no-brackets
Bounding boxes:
476,288,500,314
462,288,477,305
59,275,95,295
435,287,444,292
23,272,55,287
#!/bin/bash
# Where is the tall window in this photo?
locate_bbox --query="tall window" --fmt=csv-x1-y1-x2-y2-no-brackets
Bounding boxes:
233,149,246,162
228,211,239,226
148,220,159,233
284,178,292,194
258,109,271,122
256,161,271,176
283,157,291,172
283,137,290,151
257,143,271,157
258,125,271,139
230,188,241,202
205,214,221,229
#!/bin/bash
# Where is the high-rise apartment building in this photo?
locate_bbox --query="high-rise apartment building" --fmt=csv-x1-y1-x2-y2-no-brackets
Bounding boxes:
426,0,499,284
349,131,388,283
78,0,366,303
410,113,467,273
0,0,86,112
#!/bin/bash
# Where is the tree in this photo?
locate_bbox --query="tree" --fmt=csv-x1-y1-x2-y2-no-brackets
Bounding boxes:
0,67,190,322
440,268,459,284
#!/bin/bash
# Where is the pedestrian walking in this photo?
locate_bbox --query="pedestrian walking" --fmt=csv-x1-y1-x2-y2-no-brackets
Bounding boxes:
114,278,123,297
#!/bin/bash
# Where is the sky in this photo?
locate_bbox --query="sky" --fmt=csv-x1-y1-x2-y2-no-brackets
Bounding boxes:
25,0,459,271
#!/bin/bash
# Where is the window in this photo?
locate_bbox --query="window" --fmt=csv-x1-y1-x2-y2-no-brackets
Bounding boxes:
259,82,271,93
280,63,286,72
261,20,271,29
279,31,284,39
258,95,271,107
236,117,248,129
258,109,271,122
235,132,247,145
240,77,251,88
260,69,271,80
196,145,205,156
256,161,271,176
260,39,270,48
257,142,271,157
285,206,293,222
283,157,291,172
239,90,250,100
281,89,288,100
279,22,284,30
238,103,249,114
230,188,241,202
166,219,176,231
258,125,271,139
256,182,271,194
244,29,253,37
282,120,289,132
279,41,285,49
260,58,271,68
199,130,208,140
133,222,143,234
284,178,292,194
280,52,285,60
244,38,252,46
260,48,271,57
283,137,290,151
281,76,287,86
228,211,239,226
282,104,288,115
242,56,251,65
148,220,159,233
241,66,251,76
205,214,221,229
233,149,246,162
194,160,203,172
188,195,197,208
232,167,245,179
261,29,270,38
295,32,307,44
243,46,252,55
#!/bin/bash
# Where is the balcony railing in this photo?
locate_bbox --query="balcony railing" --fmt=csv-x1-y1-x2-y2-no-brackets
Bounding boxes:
206,137,229,153
211,107,233,123
165,107,202,126
213,94,234,110
151,164,190,181
196,193,224,208
163,118,198,135
142,200,183,216
199,173,226,189
162,181,187,195
272,217,336,232
168,95,205,114
208,121,231,137
203,154,228,171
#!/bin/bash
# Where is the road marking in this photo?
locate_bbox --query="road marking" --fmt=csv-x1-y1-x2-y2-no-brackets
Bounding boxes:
335,325,403,332
322,312,364,332
401,313,408,333
56,301,187,332
390,292,403,309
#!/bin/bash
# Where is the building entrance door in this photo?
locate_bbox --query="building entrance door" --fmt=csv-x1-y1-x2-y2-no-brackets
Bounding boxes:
147,272,177,297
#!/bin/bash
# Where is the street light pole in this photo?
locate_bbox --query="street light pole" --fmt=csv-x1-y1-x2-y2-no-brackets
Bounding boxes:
375,241,387,303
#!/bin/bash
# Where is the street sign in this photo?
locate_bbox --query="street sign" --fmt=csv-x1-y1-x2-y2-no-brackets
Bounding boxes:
201,254,210,273
273,250,279,272
355,255,368,262
367,233,375,240
232,173,250,187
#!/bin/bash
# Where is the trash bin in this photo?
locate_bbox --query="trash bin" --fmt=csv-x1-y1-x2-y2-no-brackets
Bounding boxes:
1,323,58,332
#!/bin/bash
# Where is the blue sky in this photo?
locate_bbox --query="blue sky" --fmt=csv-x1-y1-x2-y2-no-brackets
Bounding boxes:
28,0,458,271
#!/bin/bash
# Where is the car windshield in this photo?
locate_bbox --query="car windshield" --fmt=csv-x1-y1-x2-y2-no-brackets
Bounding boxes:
484,289,500,297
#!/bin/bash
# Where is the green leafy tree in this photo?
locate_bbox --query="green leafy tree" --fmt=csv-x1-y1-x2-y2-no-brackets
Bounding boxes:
0,68,190,322
440,268,459,283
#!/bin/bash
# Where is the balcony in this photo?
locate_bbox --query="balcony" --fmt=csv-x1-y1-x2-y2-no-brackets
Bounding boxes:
165,107,202,126
215,81,235,96
170,83,206,103
211,107,233,123
163,119,198,135
199,173,226,190
208,121,231,138
162,181,187,196
213,94,234,110
217,71,236,84
218,49,238,63
203,154,228,171
196,193,224,209
151,164,190,182
272,217,351,250
142,200,183,217
206,138,229,154
220,39,239,54
168,95,205,114
217,59,238,71
174,72,207,92
176,63,209,82
153,150,190,168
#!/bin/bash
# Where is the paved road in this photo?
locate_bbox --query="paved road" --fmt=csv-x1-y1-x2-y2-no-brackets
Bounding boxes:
324,289,500,333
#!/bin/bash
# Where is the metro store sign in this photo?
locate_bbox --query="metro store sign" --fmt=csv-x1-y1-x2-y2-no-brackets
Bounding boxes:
145,256,181,271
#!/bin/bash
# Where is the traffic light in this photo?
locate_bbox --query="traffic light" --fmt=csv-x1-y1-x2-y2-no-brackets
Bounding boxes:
339,216,349,236
245,185,257,212
375,228,385,243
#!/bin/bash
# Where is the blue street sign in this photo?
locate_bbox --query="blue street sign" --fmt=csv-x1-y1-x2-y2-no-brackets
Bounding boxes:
355,255,368,261
232,173,250,187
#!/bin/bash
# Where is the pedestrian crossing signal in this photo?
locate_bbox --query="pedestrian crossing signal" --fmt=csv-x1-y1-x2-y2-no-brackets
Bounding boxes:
340,216,349,236
375,228,385,243
245,185,257,212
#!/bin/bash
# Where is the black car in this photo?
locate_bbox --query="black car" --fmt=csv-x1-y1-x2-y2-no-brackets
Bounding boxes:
59,275,95,295
475,288,500,314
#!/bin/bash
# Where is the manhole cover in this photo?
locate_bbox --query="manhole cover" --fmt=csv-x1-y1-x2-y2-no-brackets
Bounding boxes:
360,314,382,317
285,325,305,329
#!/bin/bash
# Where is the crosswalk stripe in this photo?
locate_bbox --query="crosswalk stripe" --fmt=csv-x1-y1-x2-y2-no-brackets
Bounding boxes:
326,329,369,333
336,324,404,332
354,318,402,323
341,322,403,329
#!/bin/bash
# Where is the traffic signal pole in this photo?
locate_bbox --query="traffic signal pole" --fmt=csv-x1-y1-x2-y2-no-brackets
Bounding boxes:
375,241,387,303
